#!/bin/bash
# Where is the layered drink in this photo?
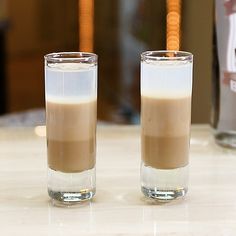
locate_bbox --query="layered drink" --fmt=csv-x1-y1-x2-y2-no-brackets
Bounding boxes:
140,50,193,201
45,52,97,204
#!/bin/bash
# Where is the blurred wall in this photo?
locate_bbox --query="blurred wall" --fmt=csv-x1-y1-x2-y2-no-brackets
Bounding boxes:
6,0,78,112
7,0,78,56
95,0,214,124
4,0,214,124
95,0,167,123
182,0,214,123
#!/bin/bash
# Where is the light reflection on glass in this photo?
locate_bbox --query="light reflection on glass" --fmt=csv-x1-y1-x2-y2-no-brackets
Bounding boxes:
34,126,46,137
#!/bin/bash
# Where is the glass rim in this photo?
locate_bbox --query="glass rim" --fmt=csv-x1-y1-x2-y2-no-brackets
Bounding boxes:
141,50,193,62
44,52,98,63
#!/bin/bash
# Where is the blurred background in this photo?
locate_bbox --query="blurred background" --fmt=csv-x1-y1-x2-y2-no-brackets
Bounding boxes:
0,0,213,125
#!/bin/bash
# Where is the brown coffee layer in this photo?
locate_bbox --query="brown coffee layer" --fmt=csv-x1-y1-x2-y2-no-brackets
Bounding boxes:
141,95,191,169
142,135,189,169
46,99,96,173
47,139,95,173
141,95,191,136
46,100,96,141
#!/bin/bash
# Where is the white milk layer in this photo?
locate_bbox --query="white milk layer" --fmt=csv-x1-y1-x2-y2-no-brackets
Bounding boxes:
46,96,97,104
45,63,97,100
141,60,193,98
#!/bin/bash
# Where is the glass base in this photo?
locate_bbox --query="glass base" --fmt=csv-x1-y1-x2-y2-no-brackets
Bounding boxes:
141,163,188,201
141,186,187,201
48,189,95,205
48,167,95,204
214,131,236,149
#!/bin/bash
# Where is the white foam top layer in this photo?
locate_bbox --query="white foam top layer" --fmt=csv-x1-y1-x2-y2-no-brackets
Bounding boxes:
141,60,193,96
46,96,96,104
141,91,191,99
144,60,191,67
45,62,97,98
46,63,96,72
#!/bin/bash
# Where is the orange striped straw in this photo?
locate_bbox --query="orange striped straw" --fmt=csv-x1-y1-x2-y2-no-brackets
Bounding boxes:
166,0,181,51
78,0,94,52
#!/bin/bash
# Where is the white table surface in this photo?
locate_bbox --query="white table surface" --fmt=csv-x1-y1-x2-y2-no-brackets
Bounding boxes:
0,125,236,235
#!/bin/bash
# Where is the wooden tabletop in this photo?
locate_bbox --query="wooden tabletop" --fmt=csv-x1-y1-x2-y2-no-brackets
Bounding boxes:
0,125,236,235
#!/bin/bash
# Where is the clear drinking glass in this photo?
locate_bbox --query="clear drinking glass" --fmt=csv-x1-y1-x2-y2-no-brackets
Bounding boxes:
140,50,193,201
44,52,97,204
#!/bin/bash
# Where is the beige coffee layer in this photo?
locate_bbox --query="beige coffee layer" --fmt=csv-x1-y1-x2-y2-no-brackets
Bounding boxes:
141,95,191,136
142,135,189,169
47,139,95,173
141,95,191,169
46,99,96,173
46,99,97,141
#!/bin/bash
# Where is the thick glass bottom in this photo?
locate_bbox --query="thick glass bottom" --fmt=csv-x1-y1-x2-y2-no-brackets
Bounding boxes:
141,186,187,201
48,189,95,205
141,162,188,201
48,167,95,205
214,131,236,149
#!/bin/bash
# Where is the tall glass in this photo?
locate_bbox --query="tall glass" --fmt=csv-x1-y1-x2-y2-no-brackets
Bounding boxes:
44,52,97,204
140,51,193,201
